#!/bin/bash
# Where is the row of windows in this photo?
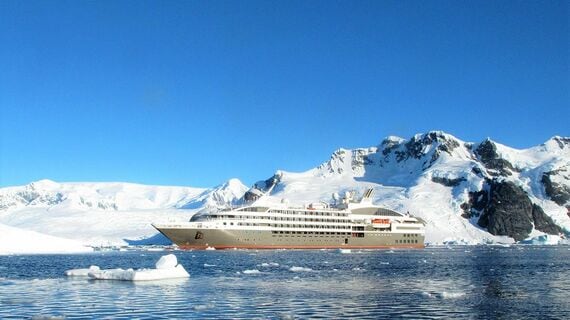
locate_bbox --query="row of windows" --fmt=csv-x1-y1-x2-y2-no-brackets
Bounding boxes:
230,222,350,229
268,210,348,217
403,233,419,237
212,215,350,223
272,238,346,242
396,239,419,244
271,231,350,236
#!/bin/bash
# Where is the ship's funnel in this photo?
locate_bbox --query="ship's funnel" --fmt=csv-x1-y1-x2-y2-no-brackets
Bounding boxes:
363,188,374,199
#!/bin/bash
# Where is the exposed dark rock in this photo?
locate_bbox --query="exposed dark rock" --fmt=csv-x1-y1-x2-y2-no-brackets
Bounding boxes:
431,176,466,187
243,189,262,202
395,150,407,162
541,169,570,206
477,180,564,241
318,149,347,174
531,204,562,235
405,132,458,159
437,137,460,154
475,140,516,176
396,132,461,168
550,136,570,149
478,180,534,241
97,202,118,210
244,172,282,202
381,138,403,156
351,149,374,171
461,190,488,219
471,166,486,177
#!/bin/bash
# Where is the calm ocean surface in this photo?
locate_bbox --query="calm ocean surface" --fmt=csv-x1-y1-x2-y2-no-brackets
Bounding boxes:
0,246,568,319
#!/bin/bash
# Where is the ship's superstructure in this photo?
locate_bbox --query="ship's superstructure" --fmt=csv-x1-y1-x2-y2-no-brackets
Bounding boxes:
153,189,425,249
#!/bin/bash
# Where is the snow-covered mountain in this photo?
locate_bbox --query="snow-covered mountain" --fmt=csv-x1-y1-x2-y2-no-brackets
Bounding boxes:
246,131,570,244
0,179,249,249
1,131,569,253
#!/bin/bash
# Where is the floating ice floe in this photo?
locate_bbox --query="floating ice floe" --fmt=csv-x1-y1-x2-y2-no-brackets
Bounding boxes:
259,262,279,268
422,291,466,299
242,269,261,274
64,265,100,277
65,254,189,281
289,266,312,272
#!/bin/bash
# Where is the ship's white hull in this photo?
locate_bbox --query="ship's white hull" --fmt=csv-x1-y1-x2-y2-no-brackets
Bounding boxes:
153,225,424,250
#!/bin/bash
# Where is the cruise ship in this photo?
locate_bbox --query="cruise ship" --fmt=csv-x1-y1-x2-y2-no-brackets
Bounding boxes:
152,189,425,250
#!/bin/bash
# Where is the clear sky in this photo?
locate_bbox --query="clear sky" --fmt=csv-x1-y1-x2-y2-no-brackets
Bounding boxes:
1,0,568,188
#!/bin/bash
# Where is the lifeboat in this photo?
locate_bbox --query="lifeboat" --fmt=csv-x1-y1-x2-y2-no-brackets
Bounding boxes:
371,218,391,230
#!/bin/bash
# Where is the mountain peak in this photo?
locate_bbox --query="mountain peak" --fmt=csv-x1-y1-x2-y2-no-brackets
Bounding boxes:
412,131,461,144
402,131,463,162
222,178,246,189
545,136,570,150
28,179,59,190
213,178,248,198
381,135,405,146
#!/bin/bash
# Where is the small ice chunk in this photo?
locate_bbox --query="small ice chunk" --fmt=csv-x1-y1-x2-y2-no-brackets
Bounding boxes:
64,265,100,277
260,262,279,267
31,315,66,320
422,290,465,299
192,303,214,311
289,266,312,272
243,269,261,274
155,254,178,269
440,291,465,299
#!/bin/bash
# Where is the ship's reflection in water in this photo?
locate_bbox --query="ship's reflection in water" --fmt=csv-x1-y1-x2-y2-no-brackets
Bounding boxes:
0,246,568,319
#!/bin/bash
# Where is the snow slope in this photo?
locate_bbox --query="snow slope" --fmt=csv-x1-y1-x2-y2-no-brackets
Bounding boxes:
0,223,92,255
1,131,569,252
0,180,248,250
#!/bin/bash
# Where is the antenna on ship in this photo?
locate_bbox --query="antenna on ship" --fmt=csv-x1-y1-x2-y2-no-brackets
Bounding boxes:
331,192,340,205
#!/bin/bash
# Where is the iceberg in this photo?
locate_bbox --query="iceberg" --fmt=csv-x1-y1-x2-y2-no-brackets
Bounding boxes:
65,254,189,281
519,234,561,245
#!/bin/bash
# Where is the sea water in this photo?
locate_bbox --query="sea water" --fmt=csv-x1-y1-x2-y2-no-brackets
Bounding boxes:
0,246,568,319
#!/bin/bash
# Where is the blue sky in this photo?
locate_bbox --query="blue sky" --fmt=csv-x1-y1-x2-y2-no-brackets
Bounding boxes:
1,0,568,188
